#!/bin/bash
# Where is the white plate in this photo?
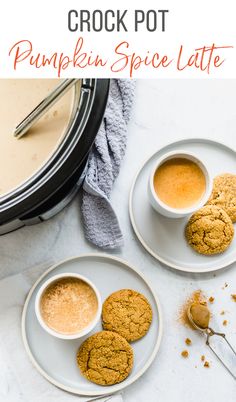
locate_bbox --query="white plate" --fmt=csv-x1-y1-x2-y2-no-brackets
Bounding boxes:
129,138,236,273
22,254,163,397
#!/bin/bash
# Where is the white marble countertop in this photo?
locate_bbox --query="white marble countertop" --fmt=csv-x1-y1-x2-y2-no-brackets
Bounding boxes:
1,80,236,402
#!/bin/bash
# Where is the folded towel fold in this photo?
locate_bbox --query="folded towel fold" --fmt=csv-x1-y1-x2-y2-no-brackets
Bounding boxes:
82,79,135,249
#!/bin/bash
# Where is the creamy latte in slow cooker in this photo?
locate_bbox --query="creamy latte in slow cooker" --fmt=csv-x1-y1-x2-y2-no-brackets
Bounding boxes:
0,79,79,196
0,78,109,234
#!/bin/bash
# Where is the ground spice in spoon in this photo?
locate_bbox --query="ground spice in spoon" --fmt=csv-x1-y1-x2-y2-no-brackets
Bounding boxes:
190,303,210,329
178,290,208,329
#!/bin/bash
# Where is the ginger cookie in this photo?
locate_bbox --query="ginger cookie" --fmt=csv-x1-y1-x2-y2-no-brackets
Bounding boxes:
206,174,236,222
77,331,133,385
185,205,234,255
102,289,152,342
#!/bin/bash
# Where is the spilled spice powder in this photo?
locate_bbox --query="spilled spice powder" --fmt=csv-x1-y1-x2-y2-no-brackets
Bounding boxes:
201,355,205,362
185,338,192,346
181,350,189,358
204,361,210,368
223,320,228,326
231,294,236,302
178,290,207,329
209,296,215,303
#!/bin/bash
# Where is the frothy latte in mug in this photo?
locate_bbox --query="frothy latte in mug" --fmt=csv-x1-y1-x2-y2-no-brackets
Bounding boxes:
154,157,206,209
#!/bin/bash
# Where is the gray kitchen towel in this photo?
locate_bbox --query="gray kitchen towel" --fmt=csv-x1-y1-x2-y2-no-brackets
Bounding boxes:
82,79,135,249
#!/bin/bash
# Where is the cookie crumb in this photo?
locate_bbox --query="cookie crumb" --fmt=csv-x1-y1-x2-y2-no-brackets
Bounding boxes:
201,355,205,362
223,320,228,326
222,282,228,290
209,296,215,303
220,310,225,315
185,338,192,345
231,294,236,302
181,350,189,358
204,361,210,368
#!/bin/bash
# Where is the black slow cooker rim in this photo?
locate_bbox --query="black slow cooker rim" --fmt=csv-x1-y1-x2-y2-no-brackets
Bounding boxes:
0,78,110,225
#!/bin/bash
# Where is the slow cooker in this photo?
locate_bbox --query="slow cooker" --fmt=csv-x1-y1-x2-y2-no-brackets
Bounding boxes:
0,78,110,234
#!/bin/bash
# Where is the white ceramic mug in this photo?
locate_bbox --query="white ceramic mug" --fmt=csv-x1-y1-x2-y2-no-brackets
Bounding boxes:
148,150,213,218
35,272,102,340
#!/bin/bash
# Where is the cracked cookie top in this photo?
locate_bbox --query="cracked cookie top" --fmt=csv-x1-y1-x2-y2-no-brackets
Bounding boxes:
102,289,153,342
77,331,133,385
185,205,234,255
206,173,236,223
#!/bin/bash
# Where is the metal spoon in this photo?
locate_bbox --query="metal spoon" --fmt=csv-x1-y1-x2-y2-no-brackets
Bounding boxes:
13,78,79,139
187,303,236,380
